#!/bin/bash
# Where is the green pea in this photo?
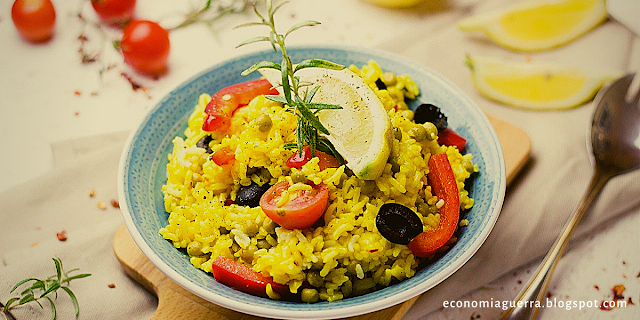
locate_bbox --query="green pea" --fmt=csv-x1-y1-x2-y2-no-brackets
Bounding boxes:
187,241,203,256
307,270,325,288
360,180,377,194
255,114,273,132
409,125,427,142
301,288,319,303
423,122,438,141
256,239,271,249
291,171,307,184
245,221,259,237
393,127,402,140
240,246,256,262
263,219,277,234
417,203,429,215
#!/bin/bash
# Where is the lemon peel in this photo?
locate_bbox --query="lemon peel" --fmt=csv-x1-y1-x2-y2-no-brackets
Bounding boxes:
458,0,607,52
465,55,620,110
259,67,392,179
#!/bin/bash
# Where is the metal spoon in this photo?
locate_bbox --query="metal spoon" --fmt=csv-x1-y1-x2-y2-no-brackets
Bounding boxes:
499,73,640,320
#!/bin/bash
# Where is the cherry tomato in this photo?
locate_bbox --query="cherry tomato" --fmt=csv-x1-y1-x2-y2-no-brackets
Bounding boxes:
211,146,235,166
91,0,136,24
119,20,170,75
203,79,279,132
211,256,289,298
438,128,467,151
11,0,56,42
286,145,340,171
408,153,460,257
260,181,329,230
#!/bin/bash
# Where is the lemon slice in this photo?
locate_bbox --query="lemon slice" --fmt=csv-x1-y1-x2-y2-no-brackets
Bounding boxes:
466,55,620,110
259,67,392,180
458,0,607,51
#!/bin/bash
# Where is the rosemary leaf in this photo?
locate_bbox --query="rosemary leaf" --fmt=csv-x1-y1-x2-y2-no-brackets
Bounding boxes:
281,57,292,103
241,61,282,76
306,103,342,110
235,36,271,48
285,20,320,38
10,278,39,293
234,21,268,29
61,286,79,317
46,297,56,320
4,297,19,311
305,85,320,103
265,95,288,104
294,59,345,72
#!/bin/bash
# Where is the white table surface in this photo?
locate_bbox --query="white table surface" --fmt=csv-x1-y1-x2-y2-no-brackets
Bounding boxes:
1,0,638,319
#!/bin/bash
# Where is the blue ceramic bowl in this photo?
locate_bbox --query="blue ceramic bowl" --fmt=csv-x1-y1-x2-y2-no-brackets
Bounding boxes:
118,45,505,319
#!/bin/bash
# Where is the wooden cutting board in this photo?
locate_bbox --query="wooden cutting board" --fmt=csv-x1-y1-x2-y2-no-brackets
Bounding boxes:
113,114,530,320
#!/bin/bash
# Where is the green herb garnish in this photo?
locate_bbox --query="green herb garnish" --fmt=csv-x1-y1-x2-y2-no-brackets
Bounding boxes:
3,258,91,320
236,0,345,159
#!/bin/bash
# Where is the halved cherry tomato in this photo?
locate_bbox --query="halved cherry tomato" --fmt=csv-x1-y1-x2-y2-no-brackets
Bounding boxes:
211,146,235,166
286,145,340,171
211,256,289,298
437,128,466,151
408,153,460,258
91,0,136,24
203,79,279,132
11,0,56,42
260,181,329,230
119,20,170,75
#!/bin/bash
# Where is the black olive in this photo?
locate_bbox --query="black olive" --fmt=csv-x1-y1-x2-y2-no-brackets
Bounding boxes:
375,78,387,90
196,135,214,154
236,182,271,207
376,203,423,245
414,103,448,131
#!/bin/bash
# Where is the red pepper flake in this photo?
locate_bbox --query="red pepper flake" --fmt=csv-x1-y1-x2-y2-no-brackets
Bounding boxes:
90,91,99,96
74,90,81,96
89,189,96,197
56,230,68,241
637,271,640,278
368,248,379,253
224,198,234,206
110,199,120,208
622,260,626,265
35,226,41,231
74,111,80,116
599,300,613,311
628,297,634,305
120,72,147,92
78,34,88,42
108,283,116,289
594,285,599,290
517,280,522,284
545,291,553,298
30,241,39,247
612,284,625,300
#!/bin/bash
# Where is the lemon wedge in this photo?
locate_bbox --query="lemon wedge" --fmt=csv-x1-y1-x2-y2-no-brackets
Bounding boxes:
259,67,392,180
458,0,607,51
466,55,620,110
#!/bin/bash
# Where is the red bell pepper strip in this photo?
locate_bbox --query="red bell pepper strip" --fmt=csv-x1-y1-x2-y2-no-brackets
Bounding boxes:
408,153,460,258
437,128,467,151
286,145,340,171
211,146,235,166
211,256,290,298
202,79,279,132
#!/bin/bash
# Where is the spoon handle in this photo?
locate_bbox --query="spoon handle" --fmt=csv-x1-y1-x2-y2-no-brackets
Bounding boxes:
499,168,613,320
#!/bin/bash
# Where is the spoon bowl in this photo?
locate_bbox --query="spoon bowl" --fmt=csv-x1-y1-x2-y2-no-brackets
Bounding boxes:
501,73,640,320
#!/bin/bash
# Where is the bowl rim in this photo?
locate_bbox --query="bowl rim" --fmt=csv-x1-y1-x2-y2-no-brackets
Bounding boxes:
118,43,506,319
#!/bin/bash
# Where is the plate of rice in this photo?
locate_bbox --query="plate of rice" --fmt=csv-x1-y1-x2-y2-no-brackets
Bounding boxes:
118,45,505,319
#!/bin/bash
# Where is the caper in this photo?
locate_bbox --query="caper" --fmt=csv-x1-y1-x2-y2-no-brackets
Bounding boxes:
393,127,402,140
409,125,427,142
187,241,203,256
255,114,272,132
301,288,319,303
245,221,259,237
306,270,324,288
360,180,377,194
422,122,438,141
291,171,307,184
256,238,271,249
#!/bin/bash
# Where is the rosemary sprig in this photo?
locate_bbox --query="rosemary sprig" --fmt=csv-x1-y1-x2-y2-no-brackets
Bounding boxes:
236,0,345,159
169,0,255,31
3,258,91,320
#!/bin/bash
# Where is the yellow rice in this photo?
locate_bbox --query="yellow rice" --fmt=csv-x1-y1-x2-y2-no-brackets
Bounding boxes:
159,60,478,302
